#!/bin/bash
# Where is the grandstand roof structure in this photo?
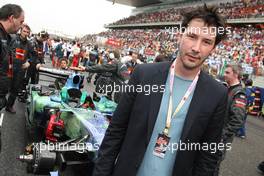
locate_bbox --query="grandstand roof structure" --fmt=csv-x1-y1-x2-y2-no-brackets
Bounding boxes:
108,0,197,7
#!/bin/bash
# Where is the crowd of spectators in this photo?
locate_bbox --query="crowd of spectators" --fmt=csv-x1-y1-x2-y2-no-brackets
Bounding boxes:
219,0,264,19
110,0,263,25
81,25,263,74
80,0,263,74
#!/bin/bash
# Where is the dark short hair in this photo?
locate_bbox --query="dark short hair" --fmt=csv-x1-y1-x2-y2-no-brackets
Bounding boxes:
245,79,253,86
128,50,133,56
0,4,23,20
113,50,120,59
154,54,169,63
181,4,226,46
60,58,68,64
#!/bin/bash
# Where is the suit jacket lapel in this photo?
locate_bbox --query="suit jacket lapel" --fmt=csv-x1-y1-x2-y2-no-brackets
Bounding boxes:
146,62,171,143
180,71,208,142
145,63,208,143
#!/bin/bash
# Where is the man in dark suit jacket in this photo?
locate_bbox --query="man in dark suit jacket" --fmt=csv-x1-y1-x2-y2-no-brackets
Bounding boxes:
93,5,228,176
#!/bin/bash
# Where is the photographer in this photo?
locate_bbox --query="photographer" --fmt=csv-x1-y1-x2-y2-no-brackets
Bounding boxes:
79,50,130,103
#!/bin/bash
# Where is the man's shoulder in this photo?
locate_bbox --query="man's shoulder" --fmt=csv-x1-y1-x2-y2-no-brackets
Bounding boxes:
10,34,21,45
0,27,6,40
10,34,17,40
231,85,246,98
135,61,171,75
200,72,228,94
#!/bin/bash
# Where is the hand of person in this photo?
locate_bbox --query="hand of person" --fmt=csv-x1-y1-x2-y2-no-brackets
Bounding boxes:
22,61,30,69
136,59,143,64
69,66,84,71
78,66,86,71
36,63,42,70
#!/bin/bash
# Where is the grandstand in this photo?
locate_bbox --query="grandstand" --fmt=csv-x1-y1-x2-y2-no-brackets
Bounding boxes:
81,0,263,75
106,0,263,27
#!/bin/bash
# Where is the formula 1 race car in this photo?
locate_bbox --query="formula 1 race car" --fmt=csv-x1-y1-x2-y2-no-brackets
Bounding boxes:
18,67,117,176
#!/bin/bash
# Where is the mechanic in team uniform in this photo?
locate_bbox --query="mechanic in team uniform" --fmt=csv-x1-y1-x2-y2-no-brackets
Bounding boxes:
0,3,24,153
5,24,31,113
0,4,24,110
214,64,247,175
25,31,48,84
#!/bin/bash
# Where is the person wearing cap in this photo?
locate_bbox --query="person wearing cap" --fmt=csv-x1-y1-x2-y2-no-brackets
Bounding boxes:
93,5,228,176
